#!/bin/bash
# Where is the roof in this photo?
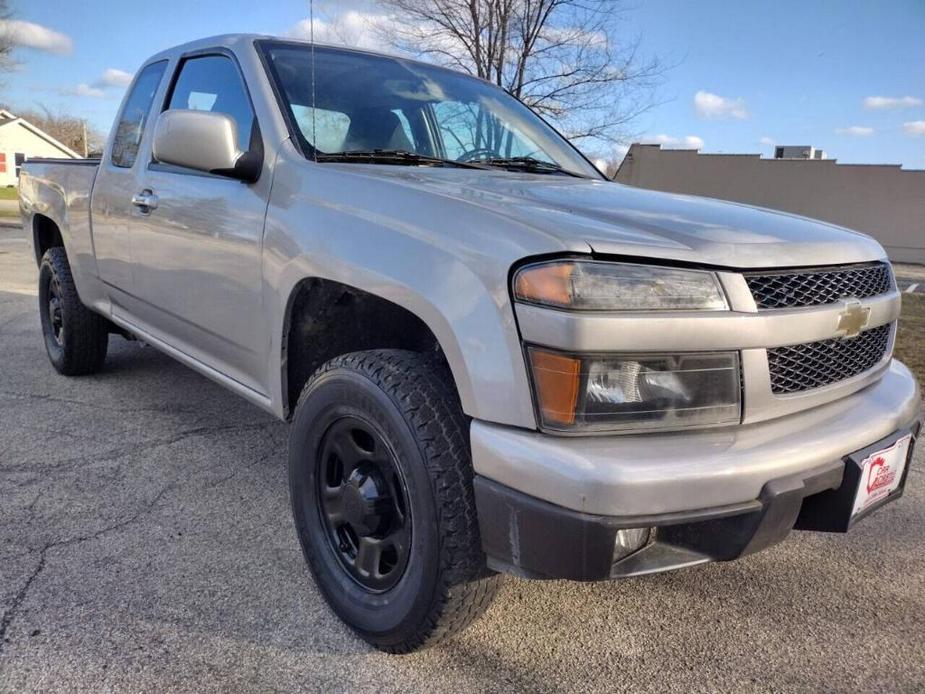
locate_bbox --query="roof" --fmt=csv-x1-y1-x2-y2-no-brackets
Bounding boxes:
0,112,81,158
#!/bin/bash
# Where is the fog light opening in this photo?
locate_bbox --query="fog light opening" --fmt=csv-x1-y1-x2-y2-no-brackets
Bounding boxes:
612,527,652,562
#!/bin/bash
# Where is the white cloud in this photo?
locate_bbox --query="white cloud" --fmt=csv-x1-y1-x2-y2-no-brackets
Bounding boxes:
836,125,874,137
288,4,477,65
759,136,775,146
0,19,72,55
95,68,133,88
71,84,105,98
63,68,132,100
289,10,394,52
903,121,925,136
863,95,922,110
542,25,609,49
693,90,748,120
642,134,705,150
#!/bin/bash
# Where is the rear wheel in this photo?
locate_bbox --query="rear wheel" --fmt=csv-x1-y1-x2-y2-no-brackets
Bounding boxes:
38,247,109,375
289,349,499,653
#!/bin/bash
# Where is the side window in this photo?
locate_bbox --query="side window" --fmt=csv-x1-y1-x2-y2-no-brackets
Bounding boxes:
168,55,254,151
291,105,351,153
111,61,168,168
391,110,416,148
431,100,554,163
431,101,477,160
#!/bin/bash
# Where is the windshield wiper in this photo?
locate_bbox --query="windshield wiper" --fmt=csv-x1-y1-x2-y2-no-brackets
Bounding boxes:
479,156,588,178
315,150,590,178
314,149,490,170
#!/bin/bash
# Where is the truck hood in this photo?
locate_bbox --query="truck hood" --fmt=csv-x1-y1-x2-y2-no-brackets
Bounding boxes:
333,166,886,268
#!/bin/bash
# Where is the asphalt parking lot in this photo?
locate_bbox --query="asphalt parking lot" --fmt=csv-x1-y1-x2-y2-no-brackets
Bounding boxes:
895,264,925,296
1,223,923,693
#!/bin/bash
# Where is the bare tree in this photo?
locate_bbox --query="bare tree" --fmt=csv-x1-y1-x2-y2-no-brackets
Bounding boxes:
601,156,625,179
6,105,104,156
0,1,14,75
376,0,664,144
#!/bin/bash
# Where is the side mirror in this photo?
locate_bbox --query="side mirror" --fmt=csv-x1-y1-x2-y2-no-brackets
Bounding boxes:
152,110,260,182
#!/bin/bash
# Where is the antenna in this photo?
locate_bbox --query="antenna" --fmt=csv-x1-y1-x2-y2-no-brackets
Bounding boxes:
310,0,317,161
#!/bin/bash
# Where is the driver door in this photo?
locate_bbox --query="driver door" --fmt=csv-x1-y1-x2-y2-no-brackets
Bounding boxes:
127,53,270,394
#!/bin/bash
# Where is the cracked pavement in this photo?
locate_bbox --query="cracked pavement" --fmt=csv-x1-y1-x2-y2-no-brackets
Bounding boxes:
1,223,924,693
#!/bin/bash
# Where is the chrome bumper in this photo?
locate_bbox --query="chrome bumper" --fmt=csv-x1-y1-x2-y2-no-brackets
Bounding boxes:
471,359,921,516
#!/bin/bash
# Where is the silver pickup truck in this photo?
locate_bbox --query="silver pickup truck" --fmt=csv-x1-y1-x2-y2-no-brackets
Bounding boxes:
19,34,921,653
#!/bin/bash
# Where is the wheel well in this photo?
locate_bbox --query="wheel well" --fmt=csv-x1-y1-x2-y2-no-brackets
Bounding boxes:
283,278,450,417
33,214,64,266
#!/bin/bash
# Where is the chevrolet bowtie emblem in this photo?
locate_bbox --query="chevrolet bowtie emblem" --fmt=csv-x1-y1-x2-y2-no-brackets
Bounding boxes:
835,299,871,338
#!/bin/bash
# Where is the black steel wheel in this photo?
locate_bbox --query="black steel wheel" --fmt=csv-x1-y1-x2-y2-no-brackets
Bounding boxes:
317,416,411,592
38,247,109,375
289,349,499,653
46,272,65,347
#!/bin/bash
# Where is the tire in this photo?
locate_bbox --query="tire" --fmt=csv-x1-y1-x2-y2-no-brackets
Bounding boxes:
38,247,109,375
288,349,499,653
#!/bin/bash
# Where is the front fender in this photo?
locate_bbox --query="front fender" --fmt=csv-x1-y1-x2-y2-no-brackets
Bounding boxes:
261,147,582,429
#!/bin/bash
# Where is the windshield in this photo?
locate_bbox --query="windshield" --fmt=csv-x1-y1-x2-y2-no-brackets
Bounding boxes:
259,41,601,179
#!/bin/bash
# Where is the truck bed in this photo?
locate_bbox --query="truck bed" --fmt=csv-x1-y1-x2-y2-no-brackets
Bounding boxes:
19,158,100,217
24,157,101,166
19,158,101,283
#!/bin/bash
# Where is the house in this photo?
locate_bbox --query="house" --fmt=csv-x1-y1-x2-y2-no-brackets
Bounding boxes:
615,143,925,264
0,109,81,187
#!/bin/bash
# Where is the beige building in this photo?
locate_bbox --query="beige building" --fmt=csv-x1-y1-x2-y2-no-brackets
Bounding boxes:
615,144,925,264
0,109,80,187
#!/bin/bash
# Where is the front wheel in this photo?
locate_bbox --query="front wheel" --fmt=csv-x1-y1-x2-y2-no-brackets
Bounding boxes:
38,247,109,375
288,350,499,653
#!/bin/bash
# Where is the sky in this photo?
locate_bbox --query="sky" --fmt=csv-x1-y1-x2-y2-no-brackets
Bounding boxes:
2,0,923,168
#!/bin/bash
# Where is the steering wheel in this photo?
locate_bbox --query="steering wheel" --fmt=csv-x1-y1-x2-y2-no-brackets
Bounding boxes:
457,148,498,162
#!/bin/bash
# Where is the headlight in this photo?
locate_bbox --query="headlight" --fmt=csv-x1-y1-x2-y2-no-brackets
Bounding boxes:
513,260,727,311
527,347,741,433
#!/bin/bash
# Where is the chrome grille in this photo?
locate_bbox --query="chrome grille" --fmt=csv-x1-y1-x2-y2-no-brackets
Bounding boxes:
745,262,893,309
767,323,892,394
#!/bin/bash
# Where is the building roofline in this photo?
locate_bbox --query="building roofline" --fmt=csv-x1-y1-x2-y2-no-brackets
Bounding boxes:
622,142,918,172
0,116,81,158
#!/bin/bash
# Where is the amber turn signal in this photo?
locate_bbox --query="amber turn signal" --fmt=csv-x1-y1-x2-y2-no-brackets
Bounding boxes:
528,348,581,426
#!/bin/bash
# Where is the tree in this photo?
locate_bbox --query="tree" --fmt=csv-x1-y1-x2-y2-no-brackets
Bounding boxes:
0,1,14,74
6,105,104,156
376,0,664,145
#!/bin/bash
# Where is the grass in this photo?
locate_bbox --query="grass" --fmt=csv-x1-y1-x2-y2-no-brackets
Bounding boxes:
0,187,19,200
895,293,925,386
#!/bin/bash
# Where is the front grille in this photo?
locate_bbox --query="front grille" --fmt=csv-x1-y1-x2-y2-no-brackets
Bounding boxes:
768,323,892,394
745,262,893,309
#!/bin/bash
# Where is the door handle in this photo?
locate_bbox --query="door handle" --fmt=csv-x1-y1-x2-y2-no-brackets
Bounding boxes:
131,190,158,212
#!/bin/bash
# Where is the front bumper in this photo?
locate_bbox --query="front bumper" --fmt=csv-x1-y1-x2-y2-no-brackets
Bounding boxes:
471,360,921,580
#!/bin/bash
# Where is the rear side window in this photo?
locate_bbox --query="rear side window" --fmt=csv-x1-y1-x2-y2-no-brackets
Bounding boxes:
167,55,254,151
111,61,168,168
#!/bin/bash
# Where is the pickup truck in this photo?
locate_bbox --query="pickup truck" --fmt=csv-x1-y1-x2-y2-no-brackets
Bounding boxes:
19,34,921,653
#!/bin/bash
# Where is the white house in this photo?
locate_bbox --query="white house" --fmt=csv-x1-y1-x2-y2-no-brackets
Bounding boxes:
0,109,81,187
